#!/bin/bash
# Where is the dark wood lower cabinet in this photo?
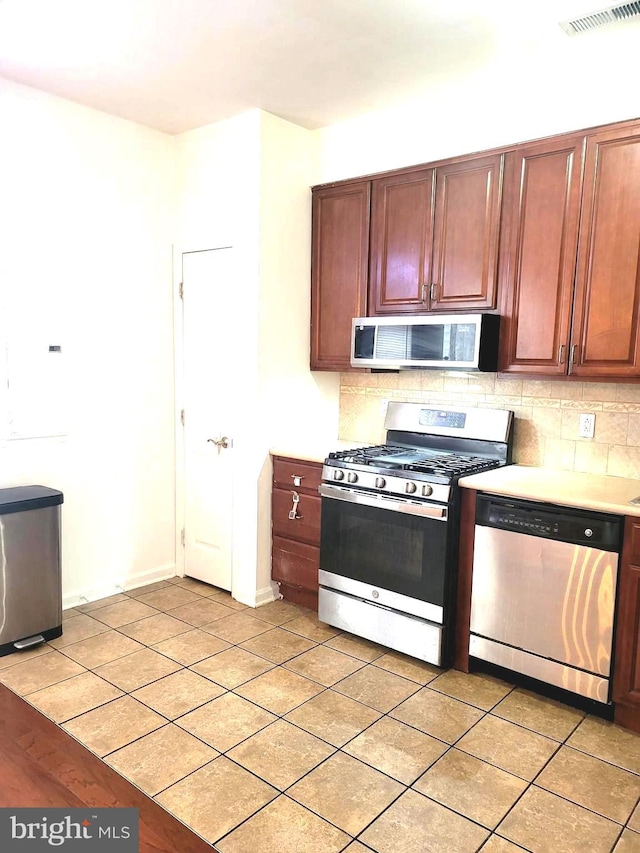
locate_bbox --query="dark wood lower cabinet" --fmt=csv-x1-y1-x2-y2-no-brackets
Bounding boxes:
454,488,476,672
272,536,320,610
271,455,322,611
613,517,640,731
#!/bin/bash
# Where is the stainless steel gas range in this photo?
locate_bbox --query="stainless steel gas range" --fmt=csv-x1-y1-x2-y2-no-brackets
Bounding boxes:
318,402,514,667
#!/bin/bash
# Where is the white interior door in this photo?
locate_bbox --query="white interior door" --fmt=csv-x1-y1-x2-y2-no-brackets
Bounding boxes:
181,248,236,590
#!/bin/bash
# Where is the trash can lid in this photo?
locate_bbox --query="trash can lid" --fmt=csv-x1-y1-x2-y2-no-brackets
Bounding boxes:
0,486,64,515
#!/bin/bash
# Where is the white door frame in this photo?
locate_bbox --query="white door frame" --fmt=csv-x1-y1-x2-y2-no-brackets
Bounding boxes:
172,244,186,579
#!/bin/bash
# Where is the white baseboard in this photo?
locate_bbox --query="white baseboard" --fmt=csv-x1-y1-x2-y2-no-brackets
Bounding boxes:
232,582,279,609
255,584,279,607
62,563,177,610
121,563,178,593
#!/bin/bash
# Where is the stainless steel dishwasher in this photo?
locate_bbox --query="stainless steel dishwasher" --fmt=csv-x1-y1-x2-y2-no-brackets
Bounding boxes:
469,493,622,703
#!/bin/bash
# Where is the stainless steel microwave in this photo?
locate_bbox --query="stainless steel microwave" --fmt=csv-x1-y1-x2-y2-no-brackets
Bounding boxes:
351,313,500,371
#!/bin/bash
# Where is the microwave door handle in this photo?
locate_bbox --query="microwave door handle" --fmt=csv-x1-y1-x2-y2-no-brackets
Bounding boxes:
319,483,447,521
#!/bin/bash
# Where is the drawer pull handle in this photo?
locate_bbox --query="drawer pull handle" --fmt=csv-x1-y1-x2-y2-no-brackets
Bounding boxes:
291,474,304,487
288,491,303,520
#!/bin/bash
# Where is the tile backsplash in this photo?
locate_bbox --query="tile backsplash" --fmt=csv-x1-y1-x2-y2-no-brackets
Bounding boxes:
339,372,640,479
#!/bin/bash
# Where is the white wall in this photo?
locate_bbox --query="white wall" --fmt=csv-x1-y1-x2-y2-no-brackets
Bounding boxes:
173,110,263,606
255,111,338,598
173,110,339,606
313,26,640,182
0,77,176,606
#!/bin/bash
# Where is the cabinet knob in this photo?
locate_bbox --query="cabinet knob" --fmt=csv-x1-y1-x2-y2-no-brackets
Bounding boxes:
291,474,304,487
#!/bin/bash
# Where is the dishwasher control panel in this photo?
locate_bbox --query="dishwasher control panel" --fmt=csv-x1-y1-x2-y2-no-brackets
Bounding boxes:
488,508,559,536
476,494,622,550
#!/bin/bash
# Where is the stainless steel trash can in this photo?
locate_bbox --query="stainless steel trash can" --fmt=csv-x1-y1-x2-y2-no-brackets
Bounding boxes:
0,485,64,656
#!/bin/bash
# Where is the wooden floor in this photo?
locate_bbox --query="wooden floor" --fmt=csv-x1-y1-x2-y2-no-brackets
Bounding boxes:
0,684,215,853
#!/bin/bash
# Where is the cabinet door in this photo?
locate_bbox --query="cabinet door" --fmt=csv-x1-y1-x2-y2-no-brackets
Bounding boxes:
498,137,584,374
613,518,640,709
311,182,370,370
571,124,640,378
368,169,435,314
430,154,503,311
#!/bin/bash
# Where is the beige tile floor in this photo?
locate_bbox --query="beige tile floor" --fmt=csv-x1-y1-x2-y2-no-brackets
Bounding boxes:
2,577,640,852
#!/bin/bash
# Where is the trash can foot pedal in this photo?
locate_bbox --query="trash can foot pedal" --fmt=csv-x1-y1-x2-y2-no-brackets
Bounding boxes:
13,635,45,650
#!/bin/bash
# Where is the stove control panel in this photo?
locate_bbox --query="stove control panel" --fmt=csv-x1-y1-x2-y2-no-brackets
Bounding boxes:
419,409,467,429
321,464,452,505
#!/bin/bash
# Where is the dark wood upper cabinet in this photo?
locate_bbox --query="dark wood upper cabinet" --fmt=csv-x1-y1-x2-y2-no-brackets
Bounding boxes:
500,121,640,378
368,169,435,314
310,182,370,371
368,155,503,315
431,154,503,311
498,136,584,374
311,117,640,377
571,124,640,378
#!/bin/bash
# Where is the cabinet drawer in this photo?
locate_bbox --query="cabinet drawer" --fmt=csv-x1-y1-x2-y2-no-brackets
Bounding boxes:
272,536,319,592
272,487,321,545
273,457,322,493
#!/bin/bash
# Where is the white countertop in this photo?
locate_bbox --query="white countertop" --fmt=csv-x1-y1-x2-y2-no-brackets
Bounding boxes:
270,440,369,466
460,465,640,517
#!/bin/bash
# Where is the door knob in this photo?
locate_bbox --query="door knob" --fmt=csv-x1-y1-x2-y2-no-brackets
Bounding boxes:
207,436,230,449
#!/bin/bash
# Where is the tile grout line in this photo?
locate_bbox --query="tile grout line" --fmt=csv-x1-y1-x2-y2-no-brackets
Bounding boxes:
7,587,640,852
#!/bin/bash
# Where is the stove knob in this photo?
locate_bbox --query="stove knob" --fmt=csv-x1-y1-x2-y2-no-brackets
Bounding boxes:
375,476,386,489
422,484,433,497
347,472,359,484
333,469,345,481
405,482,417,495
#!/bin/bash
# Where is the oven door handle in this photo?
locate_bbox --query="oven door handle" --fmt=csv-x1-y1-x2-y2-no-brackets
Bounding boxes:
319,483,448,521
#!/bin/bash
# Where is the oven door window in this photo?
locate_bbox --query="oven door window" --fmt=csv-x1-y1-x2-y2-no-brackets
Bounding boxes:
320,496,450,608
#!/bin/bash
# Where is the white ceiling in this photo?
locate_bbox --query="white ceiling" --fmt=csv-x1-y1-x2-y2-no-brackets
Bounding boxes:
0,0,638,135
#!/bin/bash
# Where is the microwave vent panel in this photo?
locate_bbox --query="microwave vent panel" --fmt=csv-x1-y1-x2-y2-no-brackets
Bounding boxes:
560,1,640,34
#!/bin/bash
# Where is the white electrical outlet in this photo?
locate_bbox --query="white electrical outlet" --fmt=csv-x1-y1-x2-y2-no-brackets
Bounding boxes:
380,399,390,418
579,413,595,439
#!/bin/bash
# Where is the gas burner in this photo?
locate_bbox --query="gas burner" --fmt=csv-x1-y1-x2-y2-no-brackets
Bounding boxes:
406,454,501,478
328,445,405,462
328,446,502,481
323,404,513,503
